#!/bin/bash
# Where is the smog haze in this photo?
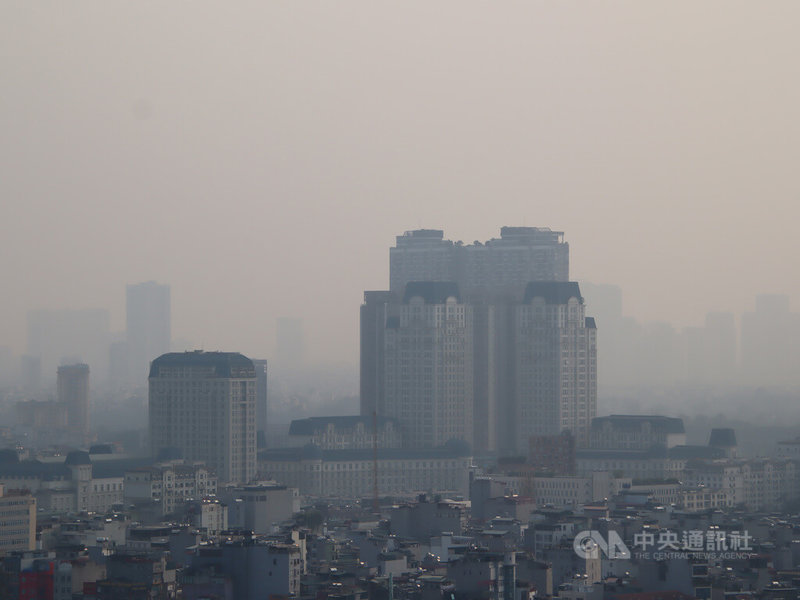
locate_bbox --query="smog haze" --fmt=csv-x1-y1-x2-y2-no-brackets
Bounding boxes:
2,2,799,364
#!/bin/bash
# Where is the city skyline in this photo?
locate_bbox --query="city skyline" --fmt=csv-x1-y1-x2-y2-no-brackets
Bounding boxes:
3,2,800,366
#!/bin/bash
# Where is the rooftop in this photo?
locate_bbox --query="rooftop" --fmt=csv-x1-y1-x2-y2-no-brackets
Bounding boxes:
149,351,255,378
591,415,685,434
289,416,399,436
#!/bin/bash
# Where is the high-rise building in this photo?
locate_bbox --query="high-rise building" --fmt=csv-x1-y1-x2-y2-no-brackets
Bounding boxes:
251,359,268,436
384,282,474,449
360,291,392,417
513,282,596,449
361,228,596,456
275,318,305,373
741,294,800,386
57,363,90,443
148,351,257,483
127,281,171,385
390,226,569,299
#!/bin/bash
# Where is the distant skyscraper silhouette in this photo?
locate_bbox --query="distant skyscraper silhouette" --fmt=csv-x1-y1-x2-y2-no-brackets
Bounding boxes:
149,351,257,483
57,363,90,444
741,294,800,386
252,359,268,436
27,309,109,383
127,281,171,385
275,317,305,373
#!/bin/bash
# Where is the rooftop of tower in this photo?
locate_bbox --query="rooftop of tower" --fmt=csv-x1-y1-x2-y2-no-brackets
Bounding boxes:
394,227,566,247
522,281,583,304
149,351,255,378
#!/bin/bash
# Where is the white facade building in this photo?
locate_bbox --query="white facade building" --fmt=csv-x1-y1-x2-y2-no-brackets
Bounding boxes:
384,283,473,449
149,351,257,483
514,282,597,448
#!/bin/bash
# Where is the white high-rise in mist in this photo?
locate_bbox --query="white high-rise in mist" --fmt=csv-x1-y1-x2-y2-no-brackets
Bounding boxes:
363,227,596,455
149,351,257,483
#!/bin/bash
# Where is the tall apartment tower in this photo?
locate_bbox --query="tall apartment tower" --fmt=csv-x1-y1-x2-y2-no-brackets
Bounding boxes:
383,282,474,449
148,351,257,483
360,291,392,417
361,227,596,456
513,282,596,450
127,281,171,385
57,363,90,443
251,359,268,436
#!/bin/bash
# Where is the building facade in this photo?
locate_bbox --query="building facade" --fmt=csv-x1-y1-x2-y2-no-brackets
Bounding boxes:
126,281,171,385
384,282,474,449
588,415,686,451
0,485,36,556
258,445,472,497
57,363,90,444
251,359,268,436
362,227,596,456
514,282,596,449
287,415,402,449
124,461,217,516
149,351,257,483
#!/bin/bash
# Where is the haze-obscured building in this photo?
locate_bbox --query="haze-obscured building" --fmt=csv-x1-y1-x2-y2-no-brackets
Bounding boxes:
588,415,686,451
362,227,596,456
741,294,800,386
252,359,268,436
126,281,171,385
514,282,596,449
149,351,257,483
384,282,474,449
275,317,305,373
57,363,90,444
287,415,402,449
258,443,472,497
26,308,109,385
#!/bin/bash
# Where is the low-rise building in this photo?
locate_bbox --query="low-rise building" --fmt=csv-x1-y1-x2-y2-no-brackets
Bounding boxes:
588,415,686,451
287,416,402,449
0,450,148,515
222,483,300,534
0,484,36,556
124,460,216,516
259,444,472,497
189,539,303,600
533,472,630,508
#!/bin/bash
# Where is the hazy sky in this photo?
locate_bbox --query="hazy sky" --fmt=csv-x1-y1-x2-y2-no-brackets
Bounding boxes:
2,2,799,365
